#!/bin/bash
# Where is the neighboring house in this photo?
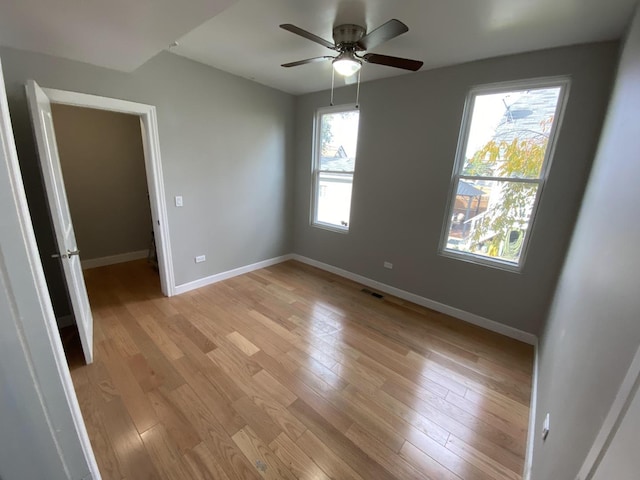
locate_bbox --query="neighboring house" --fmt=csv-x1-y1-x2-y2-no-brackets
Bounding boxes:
321,144,348,159
494,88,561,143
320,144,355,172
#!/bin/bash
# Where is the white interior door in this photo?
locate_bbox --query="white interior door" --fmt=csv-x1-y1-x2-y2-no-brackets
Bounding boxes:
26,79,94,364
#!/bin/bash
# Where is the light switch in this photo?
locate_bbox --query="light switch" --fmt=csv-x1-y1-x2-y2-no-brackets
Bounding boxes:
175,195,183,207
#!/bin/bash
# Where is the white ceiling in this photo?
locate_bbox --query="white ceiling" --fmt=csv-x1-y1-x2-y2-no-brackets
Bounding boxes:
0,0,235,71
0,0,637,94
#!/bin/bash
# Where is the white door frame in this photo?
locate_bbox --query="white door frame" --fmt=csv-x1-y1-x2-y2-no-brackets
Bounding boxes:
43,88,175,296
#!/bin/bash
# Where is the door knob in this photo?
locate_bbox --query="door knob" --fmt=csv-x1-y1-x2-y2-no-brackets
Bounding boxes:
67,249,81,257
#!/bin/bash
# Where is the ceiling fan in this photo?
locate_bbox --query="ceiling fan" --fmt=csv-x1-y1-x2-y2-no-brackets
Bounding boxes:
280,19,424,77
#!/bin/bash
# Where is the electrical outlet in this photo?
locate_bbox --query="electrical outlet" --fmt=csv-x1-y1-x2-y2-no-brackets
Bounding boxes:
542,413,550,440
195,255,206,263
383,261,393,269
175,195,183,207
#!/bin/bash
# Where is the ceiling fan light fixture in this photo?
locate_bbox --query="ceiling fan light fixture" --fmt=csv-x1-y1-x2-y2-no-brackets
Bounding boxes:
332,52,362,77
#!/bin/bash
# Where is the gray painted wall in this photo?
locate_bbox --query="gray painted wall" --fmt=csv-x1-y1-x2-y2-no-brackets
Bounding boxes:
0,47,295,316
51,105,152,261
293,42,618,334
531,7,640,480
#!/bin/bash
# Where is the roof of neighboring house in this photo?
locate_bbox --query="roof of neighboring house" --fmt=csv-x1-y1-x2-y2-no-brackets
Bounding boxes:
320,144,355,171
493,88,561,144
320,156,355,172
321,145,348,158
457,180,485,197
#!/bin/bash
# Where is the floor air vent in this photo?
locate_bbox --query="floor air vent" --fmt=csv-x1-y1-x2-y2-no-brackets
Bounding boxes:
361,288,384,299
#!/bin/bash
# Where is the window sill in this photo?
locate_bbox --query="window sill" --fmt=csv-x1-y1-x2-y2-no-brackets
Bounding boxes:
439,248,523,273
311,222,349,234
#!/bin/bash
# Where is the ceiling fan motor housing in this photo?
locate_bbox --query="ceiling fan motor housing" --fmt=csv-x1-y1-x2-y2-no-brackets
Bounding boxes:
333,24,366,49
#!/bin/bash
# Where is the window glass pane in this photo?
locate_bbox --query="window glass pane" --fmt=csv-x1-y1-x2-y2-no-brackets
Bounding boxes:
446,179,539,263
316,172,353,228
462,87,562,179
319,111,359,172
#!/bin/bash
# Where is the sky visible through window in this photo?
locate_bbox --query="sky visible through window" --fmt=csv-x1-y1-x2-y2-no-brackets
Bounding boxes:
466,92,524,157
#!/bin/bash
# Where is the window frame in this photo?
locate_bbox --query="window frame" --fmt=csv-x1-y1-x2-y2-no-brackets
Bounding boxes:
310,103,360,233
439,76,571,271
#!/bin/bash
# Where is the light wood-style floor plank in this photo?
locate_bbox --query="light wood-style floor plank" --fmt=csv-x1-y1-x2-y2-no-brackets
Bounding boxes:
269,432,331,480
63,259,533,479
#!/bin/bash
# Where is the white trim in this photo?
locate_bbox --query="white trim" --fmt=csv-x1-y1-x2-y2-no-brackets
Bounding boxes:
174,255,294,295
172,251,536,344
42,88,152,116
41,88,175,297
523,340,540,480
312,220,350,234
81,250,148,270
467,75,574,95
576,345,640,480
291,254,537,345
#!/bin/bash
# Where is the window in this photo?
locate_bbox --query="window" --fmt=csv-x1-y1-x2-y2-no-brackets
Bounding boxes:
312,105,360,232
441,78,569,269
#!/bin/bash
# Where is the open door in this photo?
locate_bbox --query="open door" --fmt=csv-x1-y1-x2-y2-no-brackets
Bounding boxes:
26,80,94,364
2,60,100,479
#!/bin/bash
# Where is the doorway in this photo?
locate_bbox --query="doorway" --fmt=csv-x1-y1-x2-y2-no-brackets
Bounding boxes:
30,86,175,367
51,105,155,275
43,88,174,298
50,103,160,360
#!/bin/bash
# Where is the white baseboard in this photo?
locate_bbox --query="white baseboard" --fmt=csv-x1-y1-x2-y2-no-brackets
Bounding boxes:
56,314,74,328
82,250,148,270
170,251,537,345
174,254,294,295
523,339,539,480
291,254,537,345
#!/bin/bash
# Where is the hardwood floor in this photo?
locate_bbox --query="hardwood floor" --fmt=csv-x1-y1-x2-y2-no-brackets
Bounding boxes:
65,259,534,480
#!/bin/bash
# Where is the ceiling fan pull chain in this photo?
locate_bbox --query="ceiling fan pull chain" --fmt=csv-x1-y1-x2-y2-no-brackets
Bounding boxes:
330,68,335,106
355,69,361,108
